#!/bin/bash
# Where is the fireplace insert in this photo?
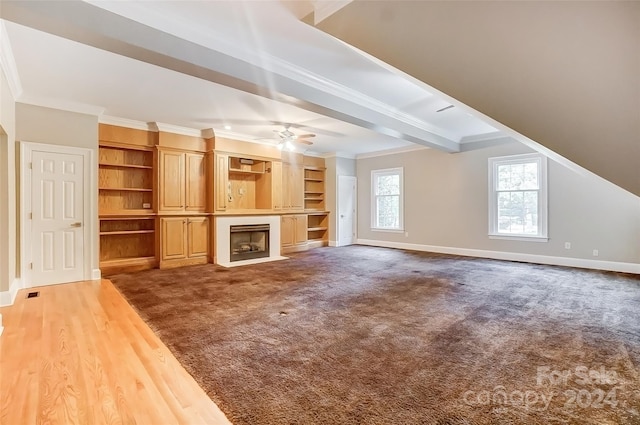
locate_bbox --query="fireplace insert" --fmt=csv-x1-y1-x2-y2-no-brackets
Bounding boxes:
229,224,270,262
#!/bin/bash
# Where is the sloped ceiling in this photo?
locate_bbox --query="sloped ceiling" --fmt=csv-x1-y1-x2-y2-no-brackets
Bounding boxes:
317,1,640,196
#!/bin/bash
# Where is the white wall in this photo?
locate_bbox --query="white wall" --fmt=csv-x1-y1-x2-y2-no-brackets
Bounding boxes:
357,142,640,269
15,103,100,282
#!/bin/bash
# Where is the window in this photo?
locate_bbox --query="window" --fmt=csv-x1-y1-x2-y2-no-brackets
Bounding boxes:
488,153,547,241
371,167,403,231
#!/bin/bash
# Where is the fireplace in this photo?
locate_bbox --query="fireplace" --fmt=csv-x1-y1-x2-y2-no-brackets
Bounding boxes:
230,224,270,262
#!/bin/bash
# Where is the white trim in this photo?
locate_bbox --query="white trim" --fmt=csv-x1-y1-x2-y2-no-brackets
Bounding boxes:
0,278,22,307
17,95,105,117
91,269,102,280
488,234,548,242
320,152,357,160
99,115,157,131
19,142,96,288
329,240,338,247
153,122,204,138
0,21,23,98
356,239,640,275
0,314,3,337
371,167,404,232
356,144,428,160
488,153,548,240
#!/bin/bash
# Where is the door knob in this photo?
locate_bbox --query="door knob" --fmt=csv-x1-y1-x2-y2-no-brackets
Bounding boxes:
340,215,344,218
70,222,82,228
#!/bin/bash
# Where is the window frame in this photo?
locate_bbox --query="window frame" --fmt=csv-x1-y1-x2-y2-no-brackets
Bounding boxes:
371,167,404,232
488,153,548,241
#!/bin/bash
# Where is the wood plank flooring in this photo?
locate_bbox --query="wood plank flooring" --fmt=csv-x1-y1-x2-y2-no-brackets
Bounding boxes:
0,279,232,425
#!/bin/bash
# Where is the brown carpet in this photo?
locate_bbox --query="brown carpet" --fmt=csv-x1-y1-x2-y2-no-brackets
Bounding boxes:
109,246,640,424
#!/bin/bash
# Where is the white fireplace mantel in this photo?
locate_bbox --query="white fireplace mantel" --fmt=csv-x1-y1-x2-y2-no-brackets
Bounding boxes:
215,215,286,267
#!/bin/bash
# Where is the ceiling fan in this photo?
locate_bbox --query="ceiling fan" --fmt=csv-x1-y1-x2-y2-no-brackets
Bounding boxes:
273,125,315,151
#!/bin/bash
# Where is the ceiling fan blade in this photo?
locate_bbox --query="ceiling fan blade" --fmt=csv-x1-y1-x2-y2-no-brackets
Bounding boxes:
296,133,316,139
296,139,313,145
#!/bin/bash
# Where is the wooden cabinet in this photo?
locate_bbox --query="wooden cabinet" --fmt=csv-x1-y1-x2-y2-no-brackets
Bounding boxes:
160,216,209,268
214,152,229,211
304,166,325,211
281,214,308,253
158,149,205,213
282,162,304,210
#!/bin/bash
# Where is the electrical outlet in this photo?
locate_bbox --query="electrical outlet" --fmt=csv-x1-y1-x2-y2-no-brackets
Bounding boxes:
593,249,599,257
564,242,571,250
142,202,151,209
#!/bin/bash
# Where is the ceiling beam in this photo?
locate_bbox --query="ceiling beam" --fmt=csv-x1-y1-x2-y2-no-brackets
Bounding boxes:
0,0,459,152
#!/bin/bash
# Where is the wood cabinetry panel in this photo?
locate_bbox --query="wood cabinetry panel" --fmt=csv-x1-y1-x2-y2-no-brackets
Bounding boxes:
186,153,206,212
159,150,185,211
161,218,188,260
188,217,209,258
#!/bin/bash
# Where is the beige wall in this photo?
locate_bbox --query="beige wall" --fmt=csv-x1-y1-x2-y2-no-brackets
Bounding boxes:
320,1,640,197
0,67,16,293
15,103,100,280
357,143,640,265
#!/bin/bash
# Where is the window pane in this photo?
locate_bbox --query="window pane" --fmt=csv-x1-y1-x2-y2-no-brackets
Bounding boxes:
522,163,539,190
497,162,539,191
376,174,399,196
497,190,538,234
376,195,399,228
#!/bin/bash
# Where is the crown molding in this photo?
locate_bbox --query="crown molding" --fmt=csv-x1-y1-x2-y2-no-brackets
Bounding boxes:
0,21,24,99
99,115,156,131
19,95,104,116
356,144,429,160
201,128,215,139
152,122,205,138
320,151,356,160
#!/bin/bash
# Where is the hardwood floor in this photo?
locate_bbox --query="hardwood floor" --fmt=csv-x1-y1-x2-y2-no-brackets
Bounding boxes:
0,279,232,425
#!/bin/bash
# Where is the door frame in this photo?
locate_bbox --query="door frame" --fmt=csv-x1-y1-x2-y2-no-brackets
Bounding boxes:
19,141,96,287
336,175,357,247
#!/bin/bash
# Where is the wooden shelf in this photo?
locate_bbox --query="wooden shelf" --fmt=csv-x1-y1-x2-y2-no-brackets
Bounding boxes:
229,168,265,175
100,230,155,236
100,256,156,268
304,178,324,182
100,209,153,215
307,211,329,216
304,191,323,194
307,227,328,232
99,162,153,169
304,197,324,201
100,215,155,220
99,187,153,192
304,166,325,171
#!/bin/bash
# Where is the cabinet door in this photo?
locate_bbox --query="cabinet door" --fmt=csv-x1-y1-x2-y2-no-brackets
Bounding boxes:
185,152,206,212
215,153,229,211
294,214,308,245
290,164,304,210
161,217,187,261
188,217,209,258
271,161,283,210
159,150,185,211
281,162,292,209
281,215,295,247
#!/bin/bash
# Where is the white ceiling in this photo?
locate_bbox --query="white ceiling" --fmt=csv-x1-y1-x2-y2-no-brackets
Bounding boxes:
1,0,504,156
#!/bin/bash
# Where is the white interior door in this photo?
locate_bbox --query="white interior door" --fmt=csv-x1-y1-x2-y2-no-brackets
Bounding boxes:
338,175,357,246
30,150,85,286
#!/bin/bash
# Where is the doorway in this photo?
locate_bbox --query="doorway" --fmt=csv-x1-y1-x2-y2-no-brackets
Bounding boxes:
21,142,93,287
337,175,357,247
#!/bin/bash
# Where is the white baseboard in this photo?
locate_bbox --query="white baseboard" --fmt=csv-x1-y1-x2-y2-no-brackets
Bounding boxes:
356,239,640,274
329,240,338,247
91,269,102,280
0,313,3,337
0,278,23,307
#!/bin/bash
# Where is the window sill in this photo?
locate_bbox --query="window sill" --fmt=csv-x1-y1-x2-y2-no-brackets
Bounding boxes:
489,234,548,243
371,228,404,233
